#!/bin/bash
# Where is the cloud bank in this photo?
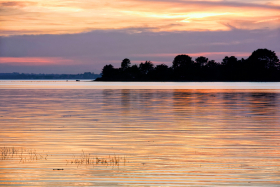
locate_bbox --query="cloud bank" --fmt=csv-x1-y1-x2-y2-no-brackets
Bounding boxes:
0,28,279,73
0,0,279,36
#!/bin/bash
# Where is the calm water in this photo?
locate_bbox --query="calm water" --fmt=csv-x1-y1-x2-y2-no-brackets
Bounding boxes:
1,81,280,186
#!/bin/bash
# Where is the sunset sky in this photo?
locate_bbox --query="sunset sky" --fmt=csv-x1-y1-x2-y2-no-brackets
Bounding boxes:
0,0,279,73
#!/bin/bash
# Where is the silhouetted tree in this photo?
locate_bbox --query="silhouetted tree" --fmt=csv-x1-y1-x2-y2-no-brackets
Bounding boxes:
102,64,113,76
202,60,221,80
139,61,154,75
193,56,209,80
195,56,208,67
155,64,169,71
172,55,193,69
152,64,172,80
96,48,280,81
101,64,118,79
222,56,238,67
172,55,193,80
126,64,141,80
247,49,279,70
121,58,131,70
221,56,242,80
245,49,280,80
206,60,218,68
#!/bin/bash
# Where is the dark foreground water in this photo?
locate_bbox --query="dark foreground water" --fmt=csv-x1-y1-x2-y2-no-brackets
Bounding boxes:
1,81,280,186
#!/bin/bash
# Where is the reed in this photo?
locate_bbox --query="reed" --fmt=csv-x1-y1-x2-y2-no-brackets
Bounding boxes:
0,147,48,162
66,151,126,167
1,147,127,167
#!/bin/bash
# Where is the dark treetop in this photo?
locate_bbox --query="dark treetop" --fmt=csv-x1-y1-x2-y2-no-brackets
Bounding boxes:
95,48,280,81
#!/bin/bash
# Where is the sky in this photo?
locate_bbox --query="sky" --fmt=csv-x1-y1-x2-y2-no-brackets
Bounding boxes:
0,0,279,74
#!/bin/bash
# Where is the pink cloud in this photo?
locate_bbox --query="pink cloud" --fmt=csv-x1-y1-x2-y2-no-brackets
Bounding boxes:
132,52,253,63
0,57,73,66
133,52,252,58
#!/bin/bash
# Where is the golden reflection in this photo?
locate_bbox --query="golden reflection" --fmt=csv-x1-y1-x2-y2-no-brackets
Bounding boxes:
1,89,280,185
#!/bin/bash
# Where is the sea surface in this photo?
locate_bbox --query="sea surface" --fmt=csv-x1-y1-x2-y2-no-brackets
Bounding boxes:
1,80,280,186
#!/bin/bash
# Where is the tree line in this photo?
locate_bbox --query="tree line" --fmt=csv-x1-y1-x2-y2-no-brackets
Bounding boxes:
95,48,280,81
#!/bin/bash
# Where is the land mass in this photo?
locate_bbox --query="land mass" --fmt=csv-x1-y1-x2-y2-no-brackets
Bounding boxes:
95,48,280,82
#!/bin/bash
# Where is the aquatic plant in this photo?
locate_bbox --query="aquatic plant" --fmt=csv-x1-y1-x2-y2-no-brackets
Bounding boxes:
0,147,48,162
1,147,127,168
66,150,126,167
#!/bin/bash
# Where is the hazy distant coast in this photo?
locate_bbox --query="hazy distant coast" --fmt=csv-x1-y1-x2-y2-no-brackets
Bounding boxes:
0,72,100,80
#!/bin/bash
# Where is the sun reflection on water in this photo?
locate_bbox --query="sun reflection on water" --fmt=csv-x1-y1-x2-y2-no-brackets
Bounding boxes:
0,89,280,186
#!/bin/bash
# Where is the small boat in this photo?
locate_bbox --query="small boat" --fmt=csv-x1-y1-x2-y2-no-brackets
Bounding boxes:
76,80,80,81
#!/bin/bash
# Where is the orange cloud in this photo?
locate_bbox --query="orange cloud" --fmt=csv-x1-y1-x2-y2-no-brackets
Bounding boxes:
255,17,280,23
0,1,37,7
0,0,279,36
0,57,73,65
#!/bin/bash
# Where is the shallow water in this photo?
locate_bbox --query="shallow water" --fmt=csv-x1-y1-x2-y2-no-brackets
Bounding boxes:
1,81,280,186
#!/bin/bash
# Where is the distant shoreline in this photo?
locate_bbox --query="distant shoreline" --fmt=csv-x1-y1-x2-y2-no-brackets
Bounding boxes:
0,72,101,80
95,80,280,82
1,79,280,82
